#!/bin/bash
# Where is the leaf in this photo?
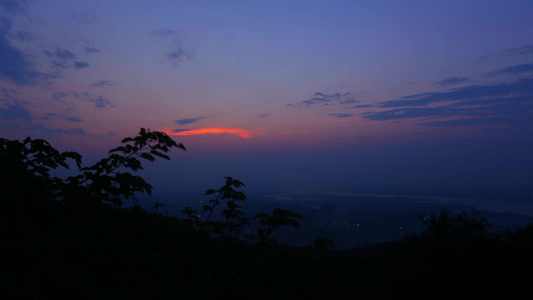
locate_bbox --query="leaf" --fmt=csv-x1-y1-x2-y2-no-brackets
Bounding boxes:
121,137,134,143
108,146,125,153
150,150,170,160
140,152,156,162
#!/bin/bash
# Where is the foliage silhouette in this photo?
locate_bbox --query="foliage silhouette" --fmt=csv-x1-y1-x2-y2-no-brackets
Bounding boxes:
182,177,303,243
182,176,249,238
1,136,81,204
3,130,533,299
61,127,186,207
418,208,491,240
2,128,186,208
254,208,303,243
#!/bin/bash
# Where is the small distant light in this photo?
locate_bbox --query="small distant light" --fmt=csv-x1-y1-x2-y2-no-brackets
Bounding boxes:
522,193,526,196
376,227,379,230
356,224,360,227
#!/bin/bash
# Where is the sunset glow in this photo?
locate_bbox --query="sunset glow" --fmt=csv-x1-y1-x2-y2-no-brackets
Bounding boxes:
160,128,262,138
0,0,531,202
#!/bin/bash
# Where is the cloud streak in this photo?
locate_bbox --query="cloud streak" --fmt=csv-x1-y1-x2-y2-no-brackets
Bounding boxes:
479,44,533,61
502,44,533,57
294,92,359,107
40,112,83,123
51,91,114,109
175,117,204,125
0,35,52,85
329,113,353,118
0,100,32,121
91,80,116,87
0,0,29,15
160,127,262,138
151,28,194,68
0,91,95,139
435,77,469,86
362,76,533,129
378,77,533,108
74,61,89,69
488,64,533,77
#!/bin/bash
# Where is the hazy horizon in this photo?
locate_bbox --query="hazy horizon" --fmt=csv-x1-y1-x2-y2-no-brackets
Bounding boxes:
1,1,532,216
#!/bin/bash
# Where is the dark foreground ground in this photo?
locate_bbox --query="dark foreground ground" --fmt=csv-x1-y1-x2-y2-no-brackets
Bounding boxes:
3,195,533,300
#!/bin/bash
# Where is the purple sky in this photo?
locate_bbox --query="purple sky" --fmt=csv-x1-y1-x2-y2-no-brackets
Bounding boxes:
1,0,533,202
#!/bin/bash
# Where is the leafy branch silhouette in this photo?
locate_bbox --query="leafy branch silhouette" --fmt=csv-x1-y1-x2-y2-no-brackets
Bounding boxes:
1,128,185,207
2,128,303,246
61,128,186,207
182,177,303,243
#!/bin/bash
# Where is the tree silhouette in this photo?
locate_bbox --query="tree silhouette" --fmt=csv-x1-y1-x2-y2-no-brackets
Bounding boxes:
1,136,81,204
183,177,304,242
1,128,185,208
60,128,186,207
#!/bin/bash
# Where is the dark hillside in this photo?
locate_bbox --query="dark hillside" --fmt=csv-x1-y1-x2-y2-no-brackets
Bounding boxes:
2,129,533,299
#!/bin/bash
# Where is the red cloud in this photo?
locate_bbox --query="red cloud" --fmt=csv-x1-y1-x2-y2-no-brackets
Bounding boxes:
159,127,261,138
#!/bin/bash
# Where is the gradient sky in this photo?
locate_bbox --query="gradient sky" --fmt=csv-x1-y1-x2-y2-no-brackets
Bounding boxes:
1,0,533,203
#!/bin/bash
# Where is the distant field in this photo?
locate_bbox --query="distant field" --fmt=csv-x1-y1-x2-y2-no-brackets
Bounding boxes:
139,191,533,250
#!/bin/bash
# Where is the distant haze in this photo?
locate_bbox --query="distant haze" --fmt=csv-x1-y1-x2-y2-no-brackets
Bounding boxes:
1,1,532,213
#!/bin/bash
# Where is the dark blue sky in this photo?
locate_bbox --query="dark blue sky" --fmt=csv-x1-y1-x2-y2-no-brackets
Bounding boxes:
1,0,532,207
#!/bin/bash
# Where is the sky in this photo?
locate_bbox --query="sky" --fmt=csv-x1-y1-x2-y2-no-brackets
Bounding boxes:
1,0,533,205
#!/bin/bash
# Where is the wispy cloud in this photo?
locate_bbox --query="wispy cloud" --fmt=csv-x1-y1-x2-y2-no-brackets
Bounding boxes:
0,0,29,15
44,47,77,61
160,127,262,138
166,47,193,67
435,77,469,86
0,1,44,85
91,80,116,87
175,117,204,125
42,47,93,72
0,35,53,85
329,113,353,118
64,116,83,122
74,61,89,69
150,28,194,68
172,128,191,133
378,77,533,108
0,122,88,137
88,95,113,108
292,92,360,107
51,91,114,109
362,76,533,129
84,47,100,54
479,44,533,61
488,64,533,77
40,112,83,123
44,81,117,91
422,115,532,127
502,44,533,57
0,100,32,121
0,89,95,138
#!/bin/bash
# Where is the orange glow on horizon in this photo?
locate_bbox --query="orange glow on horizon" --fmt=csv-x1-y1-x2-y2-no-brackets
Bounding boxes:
159,127,262,138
